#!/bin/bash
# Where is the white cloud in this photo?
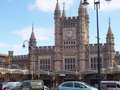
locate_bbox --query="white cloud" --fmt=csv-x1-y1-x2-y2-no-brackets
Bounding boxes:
29,0,120,12
13,26,54,41
0,26,54,55
0,42,22,55
9,44,22,52
88,0,120,11
0,42,8,48
28,0,74,12
13,27,31,40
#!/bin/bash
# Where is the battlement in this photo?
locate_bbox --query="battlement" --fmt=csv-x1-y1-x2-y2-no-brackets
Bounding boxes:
36,46,54,53
61,16,78,28
89,43,105,51
13,55,28,60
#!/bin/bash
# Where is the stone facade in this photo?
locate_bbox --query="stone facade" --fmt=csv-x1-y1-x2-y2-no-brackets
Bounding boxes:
0,53,9,67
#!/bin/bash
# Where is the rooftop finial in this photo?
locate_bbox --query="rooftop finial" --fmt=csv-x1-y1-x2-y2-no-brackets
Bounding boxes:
62,2,66,17
55,0,60,11
109,17,111,26
32,23,34,31
107,17,113,35
30,23,36,41
63,2,65,9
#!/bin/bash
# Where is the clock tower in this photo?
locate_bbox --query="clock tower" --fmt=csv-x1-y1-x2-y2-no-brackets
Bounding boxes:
54,1,89,48
54,0,89,71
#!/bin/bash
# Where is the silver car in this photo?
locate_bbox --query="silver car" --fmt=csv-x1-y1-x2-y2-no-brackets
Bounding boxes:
3,82,20,90
57,81,98,90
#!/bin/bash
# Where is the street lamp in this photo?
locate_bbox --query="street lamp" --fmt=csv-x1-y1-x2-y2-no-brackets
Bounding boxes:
82,0,111,90
22,40,31,79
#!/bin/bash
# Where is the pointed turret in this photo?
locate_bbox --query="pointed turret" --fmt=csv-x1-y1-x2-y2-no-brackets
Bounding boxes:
106,18,115,67
107,18,113,35
79,0,83,9
77,0,89,45
30,24,36,41
106,18,114,44
54,0,61,19
54,0,61,46
55,0,60,10
78,0,85,16
62,2,66,18
29,24,36,48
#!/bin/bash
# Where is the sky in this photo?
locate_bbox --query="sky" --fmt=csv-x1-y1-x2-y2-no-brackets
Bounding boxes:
0,0,120,55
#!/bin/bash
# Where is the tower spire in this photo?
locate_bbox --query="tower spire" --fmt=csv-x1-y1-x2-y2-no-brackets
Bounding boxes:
62,2,66,18
30,23,36,40
29,23,36,47
106,18,114,44
32,23,34,31
55,0,60,11
107,17,112,35
78,0,86,16
109,17,111,27
79,0,83,9
54,0,61,19
106,18,115,67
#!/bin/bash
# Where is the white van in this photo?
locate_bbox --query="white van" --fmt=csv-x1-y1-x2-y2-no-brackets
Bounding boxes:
101,81,120,90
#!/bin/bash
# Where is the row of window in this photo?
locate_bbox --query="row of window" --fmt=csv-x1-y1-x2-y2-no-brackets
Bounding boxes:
63,41,76,45
63,46,76,49
38,57,102,70
40,59,51,70
62,22,76,27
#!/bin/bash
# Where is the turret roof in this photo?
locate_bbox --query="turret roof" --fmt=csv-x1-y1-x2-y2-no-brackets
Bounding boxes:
30,24,36,40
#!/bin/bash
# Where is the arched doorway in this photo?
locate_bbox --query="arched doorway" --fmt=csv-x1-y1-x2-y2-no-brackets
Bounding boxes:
41,75,52,88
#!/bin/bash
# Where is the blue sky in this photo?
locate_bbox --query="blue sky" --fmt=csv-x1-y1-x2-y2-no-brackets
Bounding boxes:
0,0,120,55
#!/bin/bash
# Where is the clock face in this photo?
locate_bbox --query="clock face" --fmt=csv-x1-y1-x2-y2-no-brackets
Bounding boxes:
63,27,76,40
66,30,73,38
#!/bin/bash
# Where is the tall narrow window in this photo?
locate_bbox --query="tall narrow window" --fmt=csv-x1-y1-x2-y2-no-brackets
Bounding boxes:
40,59,51,71
65,58,75,70
90,57,102,70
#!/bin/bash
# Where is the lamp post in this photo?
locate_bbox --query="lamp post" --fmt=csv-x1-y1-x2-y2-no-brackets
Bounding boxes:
22,40,31,79
82,0,111,90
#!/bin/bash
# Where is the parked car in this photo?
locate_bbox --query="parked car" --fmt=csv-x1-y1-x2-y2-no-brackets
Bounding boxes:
101,81,120,90
44,86,49,90
11,80,44,90
56,81,98,90
3,82,20,90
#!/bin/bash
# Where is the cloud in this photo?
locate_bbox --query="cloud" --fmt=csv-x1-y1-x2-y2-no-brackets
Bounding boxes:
29,0,120,12
0,42,22,55
12,26,54,41
88,0,120,11
9,44,22,52
28,0,74,12
0,42,8,48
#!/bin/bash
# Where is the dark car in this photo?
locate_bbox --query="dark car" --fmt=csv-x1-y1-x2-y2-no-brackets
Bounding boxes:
11,80,44,90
